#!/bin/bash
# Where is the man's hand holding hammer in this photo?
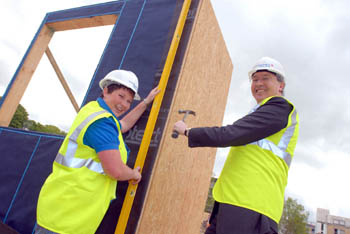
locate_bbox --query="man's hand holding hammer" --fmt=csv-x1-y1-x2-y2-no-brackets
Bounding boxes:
172,109,195,138
173,120,189,136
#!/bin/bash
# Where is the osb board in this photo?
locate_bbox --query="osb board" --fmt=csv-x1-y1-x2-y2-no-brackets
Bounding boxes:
136,0,233,233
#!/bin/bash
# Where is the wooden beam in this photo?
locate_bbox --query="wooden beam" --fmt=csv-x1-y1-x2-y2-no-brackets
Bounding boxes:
0,25,54,127
46,14,118,31
45,47,80,113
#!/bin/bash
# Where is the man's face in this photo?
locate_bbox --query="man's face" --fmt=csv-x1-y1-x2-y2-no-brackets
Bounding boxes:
250,71,285,103
103,87,134,117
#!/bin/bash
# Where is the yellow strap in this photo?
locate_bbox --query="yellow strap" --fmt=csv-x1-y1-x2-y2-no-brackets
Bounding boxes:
114,0,192,233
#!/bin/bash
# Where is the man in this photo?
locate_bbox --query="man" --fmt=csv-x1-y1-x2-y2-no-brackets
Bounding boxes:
173,57,299,234
35,70,159,234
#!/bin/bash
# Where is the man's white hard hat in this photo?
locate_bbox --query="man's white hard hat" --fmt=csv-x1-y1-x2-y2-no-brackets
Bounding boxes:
248,57,286,81
99,70,141,100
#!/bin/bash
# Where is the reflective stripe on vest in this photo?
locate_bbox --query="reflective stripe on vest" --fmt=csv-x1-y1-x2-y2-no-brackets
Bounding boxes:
248,104,298,167
55,110,108,174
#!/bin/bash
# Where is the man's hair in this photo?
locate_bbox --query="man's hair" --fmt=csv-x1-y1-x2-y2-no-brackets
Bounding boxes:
100,83,135,98
275,73,285,95
275,73,284,83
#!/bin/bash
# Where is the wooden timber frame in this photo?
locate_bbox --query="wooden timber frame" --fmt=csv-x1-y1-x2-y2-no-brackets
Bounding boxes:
0,7,118,127
0,0,232,233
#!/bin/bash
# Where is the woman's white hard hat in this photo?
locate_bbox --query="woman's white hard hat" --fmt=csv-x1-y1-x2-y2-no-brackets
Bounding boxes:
248,57,286,80
99,70,141,100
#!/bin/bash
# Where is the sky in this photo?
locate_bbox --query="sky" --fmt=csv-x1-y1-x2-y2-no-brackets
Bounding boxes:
1,0,350,223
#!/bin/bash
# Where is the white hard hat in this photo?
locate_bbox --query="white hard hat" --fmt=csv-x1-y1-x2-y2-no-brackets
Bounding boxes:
99,70,141,100
248,57,286,80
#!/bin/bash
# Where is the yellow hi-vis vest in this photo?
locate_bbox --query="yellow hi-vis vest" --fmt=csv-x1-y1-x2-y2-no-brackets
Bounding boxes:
36,101,128,234
212,96,299,223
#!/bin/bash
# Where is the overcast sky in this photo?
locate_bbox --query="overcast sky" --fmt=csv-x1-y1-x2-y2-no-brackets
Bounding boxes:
1,0,350,223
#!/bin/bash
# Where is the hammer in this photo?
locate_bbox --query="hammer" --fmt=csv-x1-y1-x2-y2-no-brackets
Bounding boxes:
172,109,196,138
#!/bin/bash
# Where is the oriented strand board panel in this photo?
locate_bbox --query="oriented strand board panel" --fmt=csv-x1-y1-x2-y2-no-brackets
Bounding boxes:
136,0,233,233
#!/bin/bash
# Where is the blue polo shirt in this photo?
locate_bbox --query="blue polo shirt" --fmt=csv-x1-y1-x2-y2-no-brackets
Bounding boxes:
83,98,129,157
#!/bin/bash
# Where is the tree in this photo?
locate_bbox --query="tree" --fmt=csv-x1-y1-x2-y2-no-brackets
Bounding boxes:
1,96,29,128
26,120,66,135
204,177,217,213
9,103,29,129
279,197,309,234
1,96,66,135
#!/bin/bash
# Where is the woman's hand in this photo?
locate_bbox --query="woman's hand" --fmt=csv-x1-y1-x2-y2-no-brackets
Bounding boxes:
143,87,160,105
130,166,142,185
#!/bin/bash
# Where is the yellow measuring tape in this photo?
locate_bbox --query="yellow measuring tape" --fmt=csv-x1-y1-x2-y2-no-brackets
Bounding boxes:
114,0,192,233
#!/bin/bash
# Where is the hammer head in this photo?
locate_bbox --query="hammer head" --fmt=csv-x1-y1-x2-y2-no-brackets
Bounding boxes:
178,109,196,116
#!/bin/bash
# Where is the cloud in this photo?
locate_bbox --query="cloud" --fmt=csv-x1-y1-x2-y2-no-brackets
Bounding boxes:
0,61,11,88
210,0,350,219
47,26,113,104
0,42,22,94
213,148,229,178
214,0,350,167
287,150,350,218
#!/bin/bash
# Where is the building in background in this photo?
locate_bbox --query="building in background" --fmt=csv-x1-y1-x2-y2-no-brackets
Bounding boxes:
316,208,350,234
307,223,316,234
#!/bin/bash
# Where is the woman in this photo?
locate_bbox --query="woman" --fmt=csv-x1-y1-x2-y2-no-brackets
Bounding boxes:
35,70,159,234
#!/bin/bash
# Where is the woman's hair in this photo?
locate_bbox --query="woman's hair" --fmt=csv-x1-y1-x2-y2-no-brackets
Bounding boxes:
100,83,135,98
